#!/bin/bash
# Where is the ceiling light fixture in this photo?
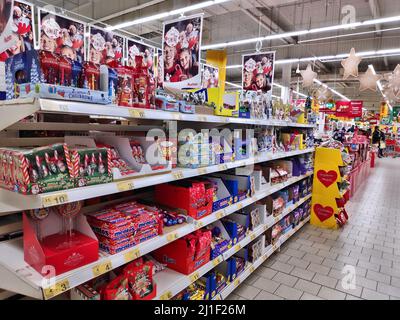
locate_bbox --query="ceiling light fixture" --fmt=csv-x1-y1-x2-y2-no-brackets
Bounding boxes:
202,14,400,50
106,0,232,31
369,64,392,110
225,47,400,69
314,79,350,101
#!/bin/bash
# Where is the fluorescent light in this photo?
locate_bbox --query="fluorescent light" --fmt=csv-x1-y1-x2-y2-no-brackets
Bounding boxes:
369,65,389,109
202,14,400,50
314,79,350,101
293,90,307,98
225,81,241,88
226,47,400,69
107,0,232,31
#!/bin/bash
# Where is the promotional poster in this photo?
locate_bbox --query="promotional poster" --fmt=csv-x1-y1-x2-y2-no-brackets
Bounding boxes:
242,51,275,94
39,9,86,63
162,14,202,90
0,0,35,60
126,38,155,74
88,26,124,65
202,64,219,89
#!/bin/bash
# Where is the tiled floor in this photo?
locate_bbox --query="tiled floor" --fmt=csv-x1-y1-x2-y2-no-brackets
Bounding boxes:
228,158,400,300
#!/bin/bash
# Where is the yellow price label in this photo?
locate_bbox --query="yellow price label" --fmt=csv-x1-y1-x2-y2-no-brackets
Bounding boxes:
234,278,241,287
116,180,134,192
214,294,222,300
129,109,145,118
43,279,70,299
160,291,172,300
197,168,207,175
172,171,184,180
272,244,278,251
198,116,207,122
250,233,256,241
251,196,257,202
216,211,224,219
172,113,181,120
234,244,241,251
218,164,228,171
189,271,200,283
195,221,204,229
124,248,140,263
212,257,222,266
249,266,255,273
92,260,112,277
275,216,280,223
166,232,179,242
237,203,243,210
42,193,69,207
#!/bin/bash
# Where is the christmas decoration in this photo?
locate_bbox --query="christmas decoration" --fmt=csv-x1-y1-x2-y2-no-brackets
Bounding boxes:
313,86,332,103
384,64,400,100
300,64,317,88
359,67,382,92
341,48,362,80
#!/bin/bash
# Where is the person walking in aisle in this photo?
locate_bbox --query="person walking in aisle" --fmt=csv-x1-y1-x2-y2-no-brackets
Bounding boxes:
372,127,382,158
380,129,386,158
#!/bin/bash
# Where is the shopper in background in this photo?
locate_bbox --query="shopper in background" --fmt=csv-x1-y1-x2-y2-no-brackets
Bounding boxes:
380,129,386,158
372,127,382,158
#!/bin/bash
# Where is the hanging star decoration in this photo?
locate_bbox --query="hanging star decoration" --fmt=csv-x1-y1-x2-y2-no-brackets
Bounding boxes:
359,67,382,92
384,64,400,100
383,85,398,103
341,48,362,80
300,64,318,88
313,86,332,103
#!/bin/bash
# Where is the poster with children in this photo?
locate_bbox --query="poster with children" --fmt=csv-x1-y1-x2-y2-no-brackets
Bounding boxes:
0,0,35,61
202,64,219,89
242,51,275,94
38,8,86,63
88,26,124,65
162,14,202,90
126,38,155,75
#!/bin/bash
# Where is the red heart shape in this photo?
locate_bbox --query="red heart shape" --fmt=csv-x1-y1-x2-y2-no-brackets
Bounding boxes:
314,204,334,222
317,170,338,188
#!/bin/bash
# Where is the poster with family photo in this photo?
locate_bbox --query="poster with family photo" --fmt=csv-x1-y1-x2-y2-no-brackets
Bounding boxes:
126,38,155,76
0,0,35,61
38,8,86,63
162,14,202,90
202,64,219,89
88,26,124,65
242,51,275,94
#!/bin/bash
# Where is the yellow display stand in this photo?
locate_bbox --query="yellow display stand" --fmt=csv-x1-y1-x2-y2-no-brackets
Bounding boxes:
310,147,344,229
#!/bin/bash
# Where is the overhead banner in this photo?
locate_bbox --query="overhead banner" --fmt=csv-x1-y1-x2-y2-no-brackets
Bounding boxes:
126,38,154,73
88,26,124,65
202,64,219,88
38,8,86,63
162,14,202,90
242,51,275,96
335,100,351,117
0,0,35,61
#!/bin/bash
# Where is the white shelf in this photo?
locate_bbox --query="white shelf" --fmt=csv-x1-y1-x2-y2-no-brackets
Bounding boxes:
0,98,317,131
0,173,312,300
214,216,311,300
154,194,312,300
0,148,315,214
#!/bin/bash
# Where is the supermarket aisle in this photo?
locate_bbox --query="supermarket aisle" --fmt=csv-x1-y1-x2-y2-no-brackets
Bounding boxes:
229,158,400,300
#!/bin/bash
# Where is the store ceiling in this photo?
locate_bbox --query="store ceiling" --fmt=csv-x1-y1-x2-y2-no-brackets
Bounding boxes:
38,0,400,111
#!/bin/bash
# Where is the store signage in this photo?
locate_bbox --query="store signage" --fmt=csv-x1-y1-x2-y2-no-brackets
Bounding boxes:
319,101,336,114
335,101,351,117
316,170,337,188
313,204,334,222
350,100,363,118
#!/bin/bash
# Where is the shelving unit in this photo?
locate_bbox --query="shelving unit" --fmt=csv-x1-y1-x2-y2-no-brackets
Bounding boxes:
0,98,316,300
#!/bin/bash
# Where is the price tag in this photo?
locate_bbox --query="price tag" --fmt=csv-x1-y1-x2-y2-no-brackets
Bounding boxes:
218,164,228,171
214,293,222,300
189,271,200,283
234,278,241,287
124,248,140,263
237,203,243,210
43,279,70,299
166,232,179,242
172,113,181,120
160,291,172,300
249,266,255,273
264,225,269,232
216,211,224,219
195,221,204,229
42,193,69,207
212,257,222,266
172,171,184,180
197,168,208,175
92,260,112,277
59,105,69,112
251,196,257,203
250,233,256,241
116,180,134,192
129,109,145,118
272,244,278,251
198,116,207,122
275,216,280,224
234,244,241,252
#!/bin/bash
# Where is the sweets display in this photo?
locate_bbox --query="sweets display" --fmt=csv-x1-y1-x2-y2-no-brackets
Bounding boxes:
86,201,163,254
